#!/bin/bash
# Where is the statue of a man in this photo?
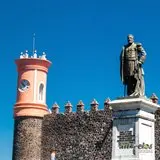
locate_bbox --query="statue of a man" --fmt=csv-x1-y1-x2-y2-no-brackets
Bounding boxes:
120,34,146,96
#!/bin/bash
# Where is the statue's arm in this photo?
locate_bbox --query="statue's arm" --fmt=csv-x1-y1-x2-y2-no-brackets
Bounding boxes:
137,45,146,64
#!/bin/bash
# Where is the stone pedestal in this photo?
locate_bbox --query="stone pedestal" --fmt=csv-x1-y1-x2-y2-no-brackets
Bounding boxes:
109,97,159,160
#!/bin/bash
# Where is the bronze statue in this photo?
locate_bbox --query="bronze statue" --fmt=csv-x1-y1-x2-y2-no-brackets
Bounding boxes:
120,34,146,96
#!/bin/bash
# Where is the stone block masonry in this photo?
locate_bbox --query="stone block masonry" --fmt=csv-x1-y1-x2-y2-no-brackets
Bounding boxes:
155,109,160,160
41,105,112,160
12,117,43,160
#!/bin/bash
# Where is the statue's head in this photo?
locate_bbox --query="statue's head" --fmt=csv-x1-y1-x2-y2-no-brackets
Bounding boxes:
127,34,134,44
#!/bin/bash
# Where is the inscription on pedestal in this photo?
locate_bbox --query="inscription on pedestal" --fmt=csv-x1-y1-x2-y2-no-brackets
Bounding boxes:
117,131,135,149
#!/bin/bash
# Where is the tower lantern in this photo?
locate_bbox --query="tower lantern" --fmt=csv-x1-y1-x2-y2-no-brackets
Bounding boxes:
14,51,51,117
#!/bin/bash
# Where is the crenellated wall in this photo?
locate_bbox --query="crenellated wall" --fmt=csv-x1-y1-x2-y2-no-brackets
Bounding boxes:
41,97,160,160
155,109,160,160
41,100,112,160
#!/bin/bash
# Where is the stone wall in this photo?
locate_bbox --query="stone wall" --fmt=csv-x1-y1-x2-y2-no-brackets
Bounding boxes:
12,117,43,160
12,101,160,160
155,109,160,160
41,108,112,160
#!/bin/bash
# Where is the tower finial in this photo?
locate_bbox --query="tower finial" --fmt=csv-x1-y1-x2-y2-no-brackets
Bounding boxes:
33,33,36,54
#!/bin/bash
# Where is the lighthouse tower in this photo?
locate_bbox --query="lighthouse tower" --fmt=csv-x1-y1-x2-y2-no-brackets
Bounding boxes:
12,51,51,160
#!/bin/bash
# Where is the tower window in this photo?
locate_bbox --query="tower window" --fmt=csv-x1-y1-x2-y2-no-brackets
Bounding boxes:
39,83,44,101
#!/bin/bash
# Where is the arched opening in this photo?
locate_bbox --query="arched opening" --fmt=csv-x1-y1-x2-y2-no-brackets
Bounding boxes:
51,151,56,160
39,83,44,101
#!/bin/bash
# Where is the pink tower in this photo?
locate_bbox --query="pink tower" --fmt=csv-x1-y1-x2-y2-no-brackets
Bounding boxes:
12,51,51,160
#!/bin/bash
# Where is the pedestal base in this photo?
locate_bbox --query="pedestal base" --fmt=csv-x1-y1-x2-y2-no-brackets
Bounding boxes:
109,97,159,160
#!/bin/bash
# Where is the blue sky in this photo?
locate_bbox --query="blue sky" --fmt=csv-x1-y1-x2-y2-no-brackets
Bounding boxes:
1,0,160,159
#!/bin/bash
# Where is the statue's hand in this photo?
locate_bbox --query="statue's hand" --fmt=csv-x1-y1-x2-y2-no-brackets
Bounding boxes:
138,61,142,65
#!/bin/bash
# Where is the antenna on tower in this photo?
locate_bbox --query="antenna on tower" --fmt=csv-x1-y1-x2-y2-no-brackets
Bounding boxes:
32,33,36,54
